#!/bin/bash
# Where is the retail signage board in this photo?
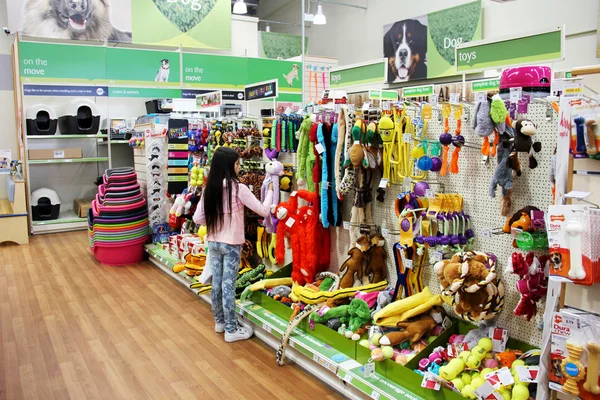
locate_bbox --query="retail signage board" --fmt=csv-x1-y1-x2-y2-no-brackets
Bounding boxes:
381,90,398,101
403,85,434,98
19,42,106,83
196,90,222,108
384,0,482,83
23,84,108,97
245,80,278,102
471,78,500,92
109,87,182,98
330,60,386,89
106,47,181,86
369,89,382,100
456,27,564,73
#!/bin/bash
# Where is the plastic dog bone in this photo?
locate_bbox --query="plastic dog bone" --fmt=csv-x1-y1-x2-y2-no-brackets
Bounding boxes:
566,220,585,280
561,342,586,396
583,342,600,394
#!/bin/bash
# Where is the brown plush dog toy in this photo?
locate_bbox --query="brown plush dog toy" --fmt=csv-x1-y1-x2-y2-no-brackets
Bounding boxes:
379,314,437,346
365,234,387,283
340,247,365,288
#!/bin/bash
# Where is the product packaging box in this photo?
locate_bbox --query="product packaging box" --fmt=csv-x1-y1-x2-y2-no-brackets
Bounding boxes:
28,148,82,160
73,198,93,218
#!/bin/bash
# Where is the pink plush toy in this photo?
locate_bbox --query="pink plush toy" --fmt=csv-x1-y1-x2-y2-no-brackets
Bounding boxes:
262,159,284,233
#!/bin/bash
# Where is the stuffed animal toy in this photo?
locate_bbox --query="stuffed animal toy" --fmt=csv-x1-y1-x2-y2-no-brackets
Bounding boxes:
489,132,514,216
507,118,542,175
173,252,206,276
473,98,495,138
365,234,387,284
508,252,549,320
434,252,497,295
343,299,372,340
339,247,365,289
490,94,508,131
502,206,541,249
379,314,437,346
262,159,284,233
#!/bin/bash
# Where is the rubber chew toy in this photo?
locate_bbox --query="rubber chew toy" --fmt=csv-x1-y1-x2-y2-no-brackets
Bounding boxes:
574,116,587,155
584,342,600,394
566,219,585,280
561,342,586,396
585,118,599,156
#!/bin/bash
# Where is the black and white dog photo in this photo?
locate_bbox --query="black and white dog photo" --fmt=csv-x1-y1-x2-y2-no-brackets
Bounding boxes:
384,19,428,83
155,59,170,82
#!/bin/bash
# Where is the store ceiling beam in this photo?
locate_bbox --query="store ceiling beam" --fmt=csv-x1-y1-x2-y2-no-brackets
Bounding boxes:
310,0,367,10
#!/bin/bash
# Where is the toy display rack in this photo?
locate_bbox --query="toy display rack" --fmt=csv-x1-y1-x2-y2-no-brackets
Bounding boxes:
333,101,556,347
145,244,426,400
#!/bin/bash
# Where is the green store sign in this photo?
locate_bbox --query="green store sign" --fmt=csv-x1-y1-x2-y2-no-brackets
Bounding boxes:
456,28,563,73
471,78,500,92
403,85,434,98
19,41,302,97
330,61,385,89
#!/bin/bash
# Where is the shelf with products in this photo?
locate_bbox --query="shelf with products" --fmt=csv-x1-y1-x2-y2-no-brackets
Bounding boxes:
26,134,109,139
31,210,87,234
28,157,109,164
145,244,423,400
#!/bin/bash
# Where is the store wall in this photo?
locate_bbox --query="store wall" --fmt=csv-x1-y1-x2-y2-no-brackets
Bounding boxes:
261,0,599,72
0,0,17,158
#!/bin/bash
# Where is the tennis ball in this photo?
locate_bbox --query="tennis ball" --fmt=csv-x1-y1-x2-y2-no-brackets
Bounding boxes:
499,388,512,400
428,335,438,344
459,372,472,385
441,359,465,380
471,377,485,389
371,348,385,362
381,346,394,360
511,360,526,370
512,384,529,400
478,338,493,352
458,350,471,362
371,333,382,346
481,368,495,377
461,385,477,399
359,339,370,349
466,355,482,369
471,346,486,359
450,378,465,391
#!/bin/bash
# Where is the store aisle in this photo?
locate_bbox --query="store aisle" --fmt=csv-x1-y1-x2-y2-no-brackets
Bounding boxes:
0,232,342,400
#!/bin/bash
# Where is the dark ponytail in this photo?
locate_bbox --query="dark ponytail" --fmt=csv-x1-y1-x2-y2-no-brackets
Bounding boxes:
203,147,239,235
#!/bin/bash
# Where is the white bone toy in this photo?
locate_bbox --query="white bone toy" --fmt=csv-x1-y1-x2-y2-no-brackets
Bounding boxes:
583,342,600,394
566,220,586,280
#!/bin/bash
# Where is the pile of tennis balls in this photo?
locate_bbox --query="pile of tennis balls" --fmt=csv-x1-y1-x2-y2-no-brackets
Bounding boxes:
189,165,204,187
359,332,420,365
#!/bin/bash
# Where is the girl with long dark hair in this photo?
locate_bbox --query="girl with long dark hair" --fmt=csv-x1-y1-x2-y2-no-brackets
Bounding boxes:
194,147,273,342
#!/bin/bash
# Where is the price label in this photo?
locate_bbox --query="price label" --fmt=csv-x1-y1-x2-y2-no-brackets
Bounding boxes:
285,217,296,228
403,133,412,143
348,104,356,113
371,391,380,400
403,259,413,269
425,189,435,198
307,106,314,114
343,221,351,230
381,228,390,238
53,150,65,159
343,374,353,384
480,229,492,238
291,191,298,197
378,178,389,189
322,181,330,189
382,101,390,111
64,159,73,163
421,375,441,391
262,323,272,334
315,143,325,154
510,87,522,103
402,177,412,191
335,104,342,113
450,93,460,105
442,316,453,330
515,366,540,383
429,94,439,106
364,362,375,379
475,92,487,102
490,327,509,352
432,250,444,262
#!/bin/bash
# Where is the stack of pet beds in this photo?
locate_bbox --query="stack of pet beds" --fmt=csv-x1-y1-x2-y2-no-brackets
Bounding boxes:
88,167,149,265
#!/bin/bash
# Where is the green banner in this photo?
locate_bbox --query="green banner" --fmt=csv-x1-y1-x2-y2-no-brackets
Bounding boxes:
106,48,180,86
381,90,398,101
247,58,302,93
132,0,231,49
369,89,381,100
456,28,563,73
109,87,182,98
330,61,385,89
260,32,308,60
19,42,106,83
384,0,482,83
471,78,500,92
403,85,434,97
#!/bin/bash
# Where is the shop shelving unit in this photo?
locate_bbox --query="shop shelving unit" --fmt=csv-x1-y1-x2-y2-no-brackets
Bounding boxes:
25,134,112,234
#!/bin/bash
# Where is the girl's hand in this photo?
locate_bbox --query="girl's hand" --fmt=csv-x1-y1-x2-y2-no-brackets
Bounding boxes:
269,183,274,191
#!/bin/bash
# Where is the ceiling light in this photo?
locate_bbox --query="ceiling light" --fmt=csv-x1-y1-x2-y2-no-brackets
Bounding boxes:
313,4,326,25
266,24,271,32
233,0,247,15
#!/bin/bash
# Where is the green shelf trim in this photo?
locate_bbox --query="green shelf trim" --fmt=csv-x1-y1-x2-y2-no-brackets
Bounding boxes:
27,134,109,139
28,157,109,164
32,217,87,226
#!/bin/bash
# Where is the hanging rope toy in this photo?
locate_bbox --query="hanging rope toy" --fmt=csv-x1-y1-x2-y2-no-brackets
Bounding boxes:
450,119,465,174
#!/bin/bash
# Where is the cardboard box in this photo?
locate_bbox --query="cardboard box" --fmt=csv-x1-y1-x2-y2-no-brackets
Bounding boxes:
28,148,82,160
73,198,93,218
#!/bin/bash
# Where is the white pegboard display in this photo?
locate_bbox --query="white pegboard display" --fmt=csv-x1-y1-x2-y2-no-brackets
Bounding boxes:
329,102,557,347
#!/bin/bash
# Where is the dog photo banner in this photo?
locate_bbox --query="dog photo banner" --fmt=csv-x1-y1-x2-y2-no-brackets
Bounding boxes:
106,48,181,86
383,0,482,84
7,0,231,50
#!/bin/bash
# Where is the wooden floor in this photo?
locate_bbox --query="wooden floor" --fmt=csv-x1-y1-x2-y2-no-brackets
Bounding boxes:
0,232,342,400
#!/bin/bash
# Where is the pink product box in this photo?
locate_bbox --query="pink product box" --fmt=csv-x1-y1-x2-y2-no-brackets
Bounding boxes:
168,151,188,158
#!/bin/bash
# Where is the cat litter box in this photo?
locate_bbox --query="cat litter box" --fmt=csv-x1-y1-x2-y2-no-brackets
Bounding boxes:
26,105,58,136
58,99,100,134
31,188,60,221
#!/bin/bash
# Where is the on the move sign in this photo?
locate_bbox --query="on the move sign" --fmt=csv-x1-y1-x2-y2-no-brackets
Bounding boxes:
456,27,563,73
